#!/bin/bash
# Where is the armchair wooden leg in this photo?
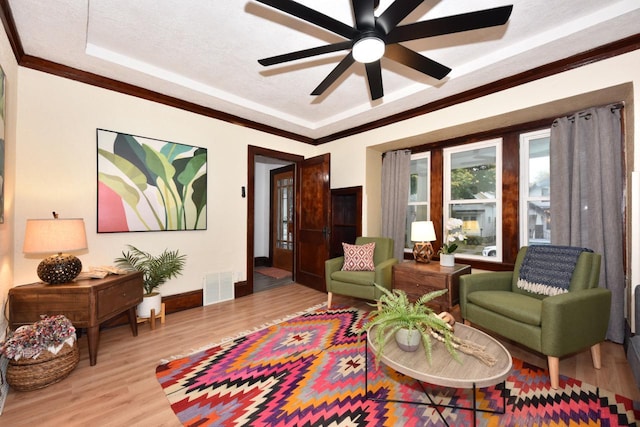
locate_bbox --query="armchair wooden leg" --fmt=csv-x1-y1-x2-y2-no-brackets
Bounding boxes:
463,320,471,326
327,292,333,309
590,343,602,369
548,356,560,389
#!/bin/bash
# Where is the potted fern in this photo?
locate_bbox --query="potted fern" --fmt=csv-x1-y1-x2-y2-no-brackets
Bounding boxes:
363,283,459,368
115,245,187,318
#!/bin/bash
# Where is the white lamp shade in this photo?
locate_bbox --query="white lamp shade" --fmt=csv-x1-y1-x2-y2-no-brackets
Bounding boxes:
411,221,436,242
23,218,88,254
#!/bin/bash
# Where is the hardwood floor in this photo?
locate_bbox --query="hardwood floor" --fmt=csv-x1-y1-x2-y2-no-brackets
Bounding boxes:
253,270,293,293
2,283,638,425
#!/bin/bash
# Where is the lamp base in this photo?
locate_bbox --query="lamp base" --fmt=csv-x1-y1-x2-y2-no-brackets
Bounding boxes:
412,242,434,263
37,254,83,284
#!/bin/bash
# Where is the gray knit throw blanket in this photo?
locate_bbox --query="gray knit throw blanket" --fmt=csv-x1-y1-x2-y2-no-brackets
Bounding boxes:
517,245,592,296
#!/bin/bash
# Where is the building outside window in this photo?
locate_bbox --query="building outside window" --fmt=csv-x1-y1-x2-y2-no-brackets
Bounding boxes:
520,129,551,247
443,139,502,261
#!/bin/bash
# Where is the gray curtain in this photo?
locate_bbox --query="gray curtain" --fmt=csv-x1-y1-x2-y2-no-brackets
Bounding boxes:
381,150,411,262
550,104,624,343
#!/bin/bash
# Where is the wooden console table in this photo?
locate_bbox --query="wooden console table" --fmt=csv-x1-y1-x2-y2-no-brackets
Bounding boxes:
392,261,471,312
8,272,143,366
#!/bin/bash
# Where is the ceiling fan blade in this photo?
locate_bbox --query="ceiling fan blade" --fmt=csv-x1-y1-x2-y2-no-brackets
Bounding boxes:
385,44,451,80
256,0,357,39
258,41,352,66
353,0,375,30
376,0,424,35
364,61,383,100
311,54,355,96
387,5,513,43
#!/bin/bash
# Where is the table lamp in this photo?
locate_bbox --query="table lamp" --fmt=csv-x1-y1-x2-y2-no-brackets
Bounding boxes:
23,215,88,284
411,221,436,263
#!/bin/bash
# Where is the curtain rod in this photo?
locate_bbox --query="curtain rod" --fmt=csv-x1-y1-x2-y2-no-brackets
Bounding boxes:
553,102,624,125
382,149,411,158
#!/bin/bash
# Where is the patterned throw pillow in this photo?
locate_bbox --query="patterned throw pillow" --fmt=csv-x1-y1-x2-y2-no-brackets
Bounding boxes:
341,242,376,271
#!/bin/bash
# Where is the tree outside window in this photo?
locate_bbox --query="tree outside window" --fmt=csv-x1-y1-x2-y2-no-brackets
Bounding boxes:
444,139,502,260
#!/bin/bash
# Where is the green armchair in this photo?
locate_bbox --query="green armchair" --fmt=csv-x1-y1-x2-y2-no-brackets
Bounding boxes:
325,237,397,309
460,246,611,389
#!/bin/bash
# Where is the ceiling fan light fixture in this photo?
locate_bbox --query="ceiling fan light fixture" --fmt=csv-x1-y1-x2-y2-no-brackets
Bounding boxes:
352,36,385,63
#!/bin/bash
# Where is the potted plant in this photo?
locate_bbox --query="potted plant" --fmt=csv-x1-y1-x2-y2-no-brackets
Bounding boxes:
362,283,497,369
115,245,187,318
438,218,467,266
362,283,459,368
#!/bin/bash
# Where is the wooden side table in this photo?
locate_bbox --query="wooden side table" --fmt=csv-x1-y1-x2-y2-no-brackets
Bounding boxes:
392,261,471,312
8,272,143,366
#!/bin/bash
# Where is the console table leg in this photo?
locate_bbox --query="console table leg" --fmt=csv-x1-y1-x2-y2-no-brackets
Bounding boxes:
87,325,99,366
127,307,139,337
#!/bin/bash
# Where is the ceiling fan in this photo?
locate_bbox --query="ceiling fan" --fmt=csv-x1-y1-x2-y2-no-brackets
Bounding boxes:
255,0,513,100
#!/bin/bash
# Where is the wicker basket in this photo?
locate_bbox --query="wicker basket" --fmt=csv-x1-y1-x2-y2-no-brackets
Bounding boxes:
6,340,79,391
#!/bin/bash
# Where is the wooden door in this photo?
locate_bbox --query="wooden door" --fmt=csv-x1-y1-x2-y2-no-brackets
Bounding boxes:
330,186,362,258
271,166,294,271
295,154,331,292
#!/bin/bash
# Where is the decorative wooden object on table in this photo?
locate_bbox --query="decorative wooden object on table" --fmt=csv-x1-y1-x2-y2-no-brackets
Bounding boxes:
392,261,471,312
137,302,166,330
8,272,143,366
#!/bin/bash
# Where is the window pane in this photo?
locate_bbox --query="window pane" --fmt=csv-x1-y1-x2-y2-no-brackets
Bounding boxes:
405,153,430,251
405,204,429,249
528,137,550,197
409,156,429,203
276,176,293,250
525,202,550,245
520,129,551,247
450,147,497,200
449,202,496,256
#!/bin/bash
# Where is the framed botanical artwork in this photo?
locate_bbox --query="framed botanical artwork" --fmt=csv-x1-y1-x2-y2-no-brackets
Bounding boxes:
97,129,207,232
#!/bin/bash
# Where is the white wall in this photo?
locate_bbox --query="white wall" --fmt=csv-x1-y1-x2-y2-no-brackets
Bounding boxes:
253,162,271,258
12,68,317,298
0,24,18,341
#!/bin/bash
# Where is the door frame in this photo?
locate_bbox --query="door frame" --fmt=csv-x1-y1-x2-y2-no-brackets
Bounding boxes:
241,145,303,298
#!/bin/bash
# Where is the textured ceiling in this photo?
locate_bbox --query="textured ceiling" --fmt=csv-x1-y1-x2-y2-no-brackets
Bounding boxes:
7,0,640,140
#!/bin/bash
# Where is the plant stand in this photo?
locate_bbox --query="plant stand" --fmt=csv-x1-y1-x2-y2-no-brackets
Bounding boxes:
136,303,166,330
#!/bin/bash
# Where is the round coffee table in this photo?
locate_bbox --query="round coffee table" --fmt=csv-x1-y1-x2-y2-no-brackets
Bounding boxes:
366,323,512,425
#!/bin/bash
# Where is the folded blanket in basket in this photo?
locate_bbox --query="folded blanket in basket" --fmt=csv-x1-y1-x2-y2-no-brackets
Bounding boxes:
517,245,592,296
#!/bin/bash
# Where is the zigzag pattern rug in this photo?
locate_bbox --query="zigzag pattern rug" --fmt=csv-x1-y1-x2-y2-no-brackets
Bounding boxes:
156,307,640,426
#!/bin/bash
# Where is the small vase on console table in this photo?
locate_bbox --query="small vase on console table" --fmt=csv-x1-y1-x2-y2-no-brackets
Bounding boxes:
440,254,455,267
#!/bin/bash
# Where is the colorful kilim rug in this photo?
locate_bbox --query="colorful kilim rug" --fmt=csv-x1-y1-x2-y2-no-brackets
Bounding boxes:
156,307,640,426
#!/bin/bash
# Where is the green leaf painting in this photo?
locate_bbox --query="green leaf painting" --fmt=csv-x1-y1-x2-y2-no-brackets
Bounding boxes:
97,129,207,232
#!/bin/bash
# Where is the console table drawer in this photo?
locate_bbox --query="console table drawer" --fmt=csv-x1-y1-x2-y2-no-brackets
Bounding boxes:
9,293,90,326
392,262,471,312
98,278,142,319
394,268,448,290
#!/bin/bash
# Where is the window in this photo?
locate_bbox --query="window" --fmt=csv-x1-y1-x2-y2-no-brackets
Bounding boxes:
275,174,293,250
443,139,502,261
404,152,430,251
520,129,551,247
